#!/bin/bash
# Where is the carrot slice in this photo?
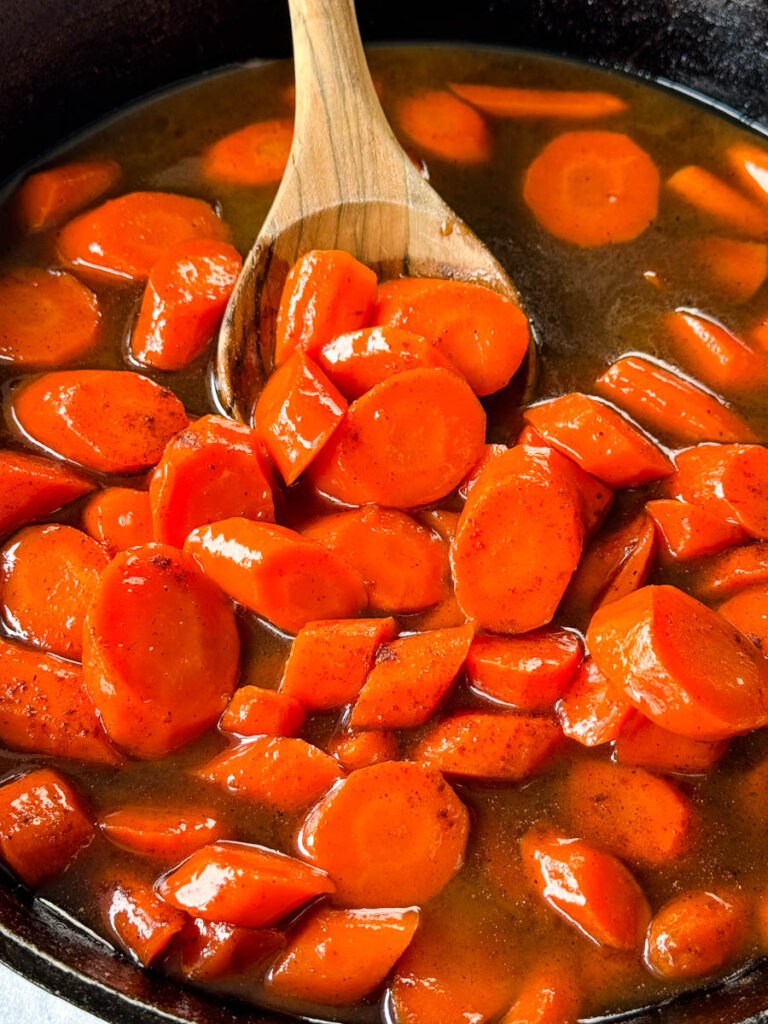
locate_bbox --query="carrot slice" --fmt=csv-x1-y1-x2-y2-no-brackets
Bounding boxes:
595,354,758,444
220,686,306,737
274,250,377,367
645,889,747,979
451,446,584,633
0,638,120,765
726,143,768,206
646,498,747,562
615,713,728,773
17,159,120,232
557,658,632,746
100,807,225,860
372,278,529,396
500,961,582,1024
12,370,188,474
666,166,768,237
0,769,93,887
105,873,188,966
180,919,283,982
202,118,294,186
0,269,100,367
0,450,94,538
397,91,491,164
0,523,109,660
158,841,334,927
687,236,768,303
416,508,460,543
691,543,768,602
718,584,768,650
327,728,399,772
458,443,508,500
83,544,239,758
669,444,768,540
466,628,583,711
310,367,486,508
267,906,419,1006
151,416,274,548
524,131,659,246
253,352,347,484
449,83,626,119
302,505,449,613
184,518,366,634
82,487,153,555
349,624,474,729
57,191,230,281
664,309,768,393
297,761,468,907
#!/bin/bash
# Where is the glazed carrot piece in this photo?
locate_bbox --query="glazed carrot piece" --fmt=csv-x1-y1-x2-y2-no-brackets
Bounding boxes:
690,543,768,602
349,624,474,729
0,450,94,538
82,487,153,555
524,131,659,246
12,370,188,474
466,628,583,711
664,309,768,393
0,770,93,887
726,143,768,206
415,711,560,781
184,519,366,634
666,166,768,237
131,239,242,370
449,83,626,119
179,918,284,982
687,237,768,303
158,841,334,928
560,458,614,536
302,505,449,613
0,269,100,367
557,658,632,746
220,686,306,737
409,592,468,631
150,415,274,548
17,159,120,232
645,890,747,979
274,250,377,366
280,617,396,710
669,444,768,540
718,584,768,649
253,352,347,484
105,874,188,967
458,443,508,499
500,961,582,1024
199,737,343,811
100,807,225,860
524,393,672,487
451,446,584,633
83,544,239,758
0,524,109,660
615,713,728,773
309,367,486,508
267,906,419,1006
327,728,399,772
57,191,230,281
521,829,650,950
0,638,120,765
202,118,294,186
297,761,468,907
397,90,491,164
595,354,758,444
646,498,747,562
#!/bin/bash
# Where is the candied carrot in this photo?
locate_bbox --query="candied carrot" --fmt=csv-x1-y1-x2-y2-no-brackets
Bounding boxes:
297,761,468,907
327,728,399,772
726,143,768,205
0,450,94,538
458,443,508,500
557,658,632,746
524,131,659,246
105,873,188,966
82,487,153,555
646,498,747,562
202,118,294,186
666,166,768,237
100,807,225,860
669,444,768,540
687,236,768,303
645,889,747,979
220,686,306,737
17,159,120,232
179,919,284,982
615,713,728,773
718,584,768,650
449,83,627,119
664,309,768,393
416,508,460,543
500,960,582,1024
397,90,491,164
691,543,768,603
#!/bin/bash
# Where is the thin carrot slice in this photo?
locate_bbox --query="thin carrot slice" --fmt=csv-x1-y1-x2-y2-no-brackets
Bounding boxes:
524,131,659,246
666,166,768,237
458,443,508,500
0,269,100,367
274,250,377,366
726,143,768,207
718,584,768,650
202,118,294,186
327,728,399,772
0,769,93,887
500,960,582,1024
687,237,768,303
310,367,486,508
302,505,449,613
466,628,583,711
220,686,306,737
0,524,109,660
297,761,468,907
669,444,768,540
645,889,747,979
158,841,334,927
690,543,768,602
179,918,284,982
100,807,225,860
664,309,768,393
12,370,188,474
449,83,626,119
83,544,239,758
349,624,474,729
184,519,366,634
267,906,419,1006
57,191,230,281
17,159,120,232
397,91,491,164
0,450,94,538
105,873,188,966
615,713,728,773
557,658,632,746
595,354,758,444
280,618,396,710
646,498,747,562
82,487,153,555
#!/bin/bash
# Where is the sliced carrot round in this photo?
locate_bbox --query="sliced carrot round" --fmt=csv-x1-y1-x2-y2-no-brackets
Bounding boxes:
327,728,399,772
220,686,306,738
645,889,747,979
397,90,491,164
82,487,153,555
106,873,188,966
670,444,768,540
646,498,747,563
0,450,94,538
100,806,225,860
718,584,768,649
467,628,583,710
557,658,632,747
203,119,294,186
17,159,121,232
615,713,728,774
449,83,626,119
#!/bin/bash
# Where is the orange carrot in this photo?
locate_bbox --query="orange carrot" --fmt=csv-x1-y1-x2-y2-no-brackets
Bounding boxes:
100,807,225,860
557,658,632,746
184,519,366,634
0,450,94,538
267,906,419,1005
687,236,768,303
0,769,93,887
416,508,460,543
690,543,768,602
0,523,109,660
560,458,615,536
82,487,153,555
220,686,306,737
449,83,626,119
409,592,468,631
12,370,188,474
664,309,768,393
615,713,728,773
349,624,474,729
83,544,239,758
524,131,659,246
500,961,582,1024
297,761,468,907
57,191,230,281
666,166,768,237
302,505,449,613
327,728,399,772
646,498,747,562
397,91,491,163
669,444,768,540
105,873,188,966
0,269,100,367
179,918,284,982
17,159,120,232
726,143,768,206
645,889,747,979
309,367,486,508
458,443,508,499
718,584,768,650
202,118,294,186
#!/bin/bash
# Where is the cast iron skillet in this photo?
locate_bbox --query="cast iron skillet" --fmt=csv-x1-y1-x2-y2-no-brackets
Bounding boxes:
1,1,768,1021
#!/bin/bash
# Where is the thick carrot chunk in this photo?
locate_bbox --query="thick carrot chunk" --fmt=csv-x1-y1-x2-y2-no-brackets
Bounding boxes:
83,544,239,758
449,83,626,119
100,807,225,860
0,450,94,538
202,119,293,186
557,658,632,746
665,310,768,394
0,769,93,887
726,143,768,206
327,728,399,772
82,487,153,555
297,761,468,907
666,166,768,237
397,90,491,164
615,713,728,773
458,443,508,500
105,874,188,966
718,584,768,650
17,159,120,232
691,543,768,602
645,890,747,979
220,686,306,737
646,499,746,562
687,236,768,303
500,961,582,1024
669,444,768,540
179,918,284,981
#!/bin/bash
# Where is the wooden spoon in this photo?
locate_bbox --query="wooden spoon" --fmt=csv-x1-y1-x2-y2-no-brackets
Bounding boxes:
216,0,530,421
